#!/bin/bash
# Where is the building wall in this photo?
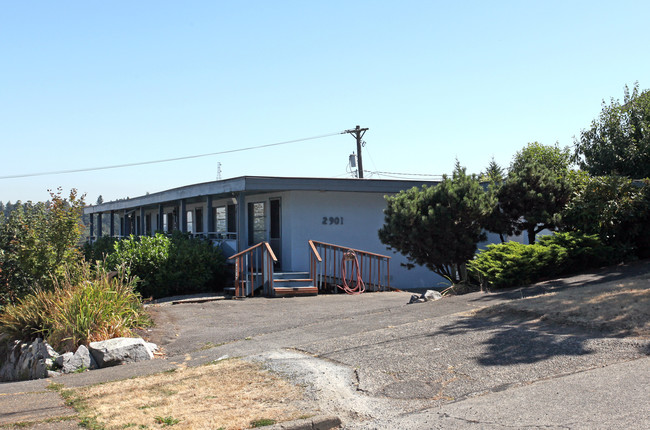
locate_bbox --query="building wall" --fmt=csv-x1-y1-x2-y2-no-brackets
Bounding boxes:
281,190,444,290
113,189,448,290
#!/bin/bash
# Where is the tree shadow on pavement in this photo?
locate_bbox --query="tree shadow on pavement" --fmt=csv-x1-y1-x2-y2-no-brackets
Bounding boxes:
429,310,593,366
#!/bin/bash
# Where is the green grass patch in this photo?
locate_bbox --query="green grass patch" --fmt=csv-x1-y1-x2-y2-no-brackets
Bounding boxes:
153,416,180,426
250,418,277,427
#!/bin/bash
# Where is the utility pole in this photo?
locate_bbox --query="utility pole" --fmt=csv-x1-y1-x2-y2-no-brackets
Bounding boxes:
343,125,368,178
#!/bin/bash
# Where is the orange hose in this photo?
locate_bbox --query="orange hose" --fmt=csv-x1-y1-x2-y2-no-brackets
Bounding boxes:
337,250,366,295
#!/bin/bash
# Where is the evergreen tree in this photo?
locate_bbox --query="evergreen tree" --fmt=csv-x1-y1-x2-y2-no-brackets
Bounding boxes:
379,163,491,282
498,143,573,244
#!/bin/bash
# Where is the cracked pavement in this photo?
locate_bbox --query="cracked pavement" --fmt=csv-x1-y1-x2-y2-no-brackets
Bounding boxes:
1,261,649,429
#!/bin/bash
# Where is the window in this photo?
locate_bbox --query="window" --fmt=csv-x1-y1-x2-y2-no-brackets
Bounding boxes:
213,204,238,238
215,206,227,234
227,204,237,233
163,213,169,232
186,210,193,234
195,208,203,233
248,202,265,245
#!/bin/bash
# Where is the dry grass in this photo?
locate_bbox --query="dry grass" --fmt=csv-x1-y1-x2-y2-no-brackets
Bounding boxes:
74,359,312,430
481,273,650,338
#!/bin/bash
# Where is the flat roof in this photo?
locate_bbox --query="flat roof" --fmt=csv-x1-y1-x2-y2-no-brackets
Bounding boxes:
84,176,440,214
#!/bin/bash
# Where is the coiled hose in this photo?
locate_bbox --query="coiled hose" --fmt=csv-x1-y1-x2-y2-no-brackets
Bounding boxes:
337,250,366,295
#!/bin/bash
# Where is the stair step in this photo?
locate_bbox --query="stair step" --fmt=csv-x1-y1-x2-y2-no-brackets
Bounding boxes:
273,286,318,296
273,271,310,280
273,279,313,288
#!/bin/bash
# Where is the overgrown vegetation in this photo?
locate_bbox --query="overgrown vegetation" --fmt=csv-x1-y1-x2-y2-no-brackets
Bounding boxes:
96,231,227,299
0,188,85,308
0,263,150,352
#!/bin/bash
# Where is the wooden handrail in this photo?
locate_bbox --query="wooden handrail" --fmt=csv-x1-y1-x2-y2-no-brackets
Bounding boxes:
308,240,391,260
308,240,322,262
308,240,391,293
228,241,277,297
229,241,278,262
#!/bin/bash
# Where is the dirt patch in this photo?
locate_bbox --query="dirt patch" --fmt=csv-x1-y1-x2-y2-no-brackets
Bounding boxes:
477,273,650,338
73,358,314,430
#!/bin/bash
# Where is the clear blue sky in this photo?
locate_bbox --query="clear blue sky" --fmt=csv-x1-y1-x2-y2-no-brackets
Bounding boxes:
1,1,648,204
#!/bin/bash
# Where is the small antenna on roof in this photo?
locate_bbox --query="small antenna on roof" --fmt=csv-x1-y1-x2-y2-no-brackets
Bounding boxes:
217,162,222,180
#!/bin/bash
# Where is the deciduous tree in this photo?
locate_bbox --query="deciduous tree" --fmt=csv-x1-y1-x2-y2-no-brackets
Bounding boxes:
574,83,650,178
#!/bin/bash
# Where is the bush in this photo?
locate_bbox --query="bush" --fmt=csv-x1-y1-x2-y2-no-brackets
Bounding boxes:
561,176,650,258
0,189,85,309
82,236,118,263
468,241,566,289
0,263,151,352
101,231,226,299
105,233,171,298
537,232,618,271
468,232,616,289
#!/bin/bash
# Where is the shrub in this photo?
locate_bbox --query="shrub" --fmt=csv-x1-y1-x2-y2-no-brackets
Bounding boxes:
82,236,118,263
0,263,151,352
468,232,616,289
101,231,226,299
468,241,566,289
537,232,618,271
562,176,650,258
105,233,171,298
0,189,85,309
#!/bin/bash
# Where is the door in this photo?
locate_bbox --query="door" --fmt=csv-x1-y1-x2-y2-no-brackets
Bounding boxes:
270,198,282,270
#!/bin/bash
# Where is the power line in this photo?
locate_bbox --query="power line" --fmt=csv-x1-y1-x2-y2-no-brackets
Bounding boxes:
371,170,445,179
0,131,345,180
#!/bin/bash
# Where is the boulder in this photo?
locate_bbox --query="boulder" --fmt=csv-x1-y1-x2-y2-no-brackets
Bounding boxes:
407,290,443,304
89,337,154,368
57,345,95,373
0,338,56,382
423,290,443,301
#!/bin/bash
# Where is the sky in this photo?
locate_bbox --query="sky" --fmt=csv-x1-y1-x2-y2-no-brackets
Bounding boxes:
1,1,649,205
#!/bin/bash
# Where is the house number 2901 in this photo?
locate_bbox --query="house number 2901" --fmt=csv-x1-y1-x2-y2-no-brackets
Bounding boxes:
322,216,343,225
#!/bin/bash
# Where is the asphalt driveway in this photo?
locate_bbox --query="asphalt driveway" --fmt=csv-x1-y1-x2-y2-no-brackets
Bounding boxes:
1,260,649,429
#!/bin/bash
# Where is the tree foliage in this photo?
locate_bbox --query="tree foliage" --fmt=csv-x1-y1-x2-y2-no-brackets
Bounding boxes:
561,175,650,257
479,158,509,243
574,83,650,178
0,189,85,308
378,163,490,282
498,142,573,244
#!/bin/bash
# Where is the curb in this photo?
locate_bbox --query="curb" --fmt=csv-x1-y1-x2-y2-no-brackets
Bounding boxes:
262,415,342,430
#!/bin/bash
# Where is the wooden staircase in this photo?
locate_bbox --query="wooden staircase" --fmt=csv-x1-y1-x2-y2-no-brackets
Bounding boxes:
228,240,391,298
272,272,318,297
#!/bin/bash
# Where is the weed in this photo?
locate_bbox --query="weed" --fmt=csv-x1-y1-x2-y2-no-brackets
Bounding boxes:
250,418,277,427
154,416,180,426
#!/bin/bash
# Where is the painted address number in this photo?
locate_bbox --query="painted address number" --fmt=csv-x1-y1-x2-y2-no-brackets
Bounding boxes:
322,216,344,225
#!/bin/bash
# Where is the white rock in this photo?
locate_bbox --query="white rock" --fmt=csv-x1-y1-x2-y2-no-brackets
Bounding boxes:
423,290,443,301
89,337,154,368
